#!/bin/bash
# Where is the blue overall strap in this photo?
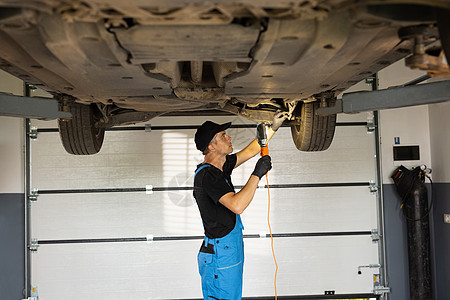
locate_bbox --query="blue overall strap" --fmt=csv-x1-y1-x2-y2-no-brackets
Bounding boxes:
195,163,231,184
194,163,211,232
194,164,211,179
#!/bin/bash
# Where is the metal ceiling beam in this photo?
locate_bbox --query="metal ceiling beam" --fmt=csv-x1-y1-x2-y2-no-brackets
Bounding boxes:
0,93,71,119
318,80,450,115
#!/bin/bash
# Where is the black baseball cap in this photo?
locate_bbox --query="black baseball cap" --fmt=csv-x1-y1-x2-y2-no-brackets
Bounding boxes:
195,121,232,152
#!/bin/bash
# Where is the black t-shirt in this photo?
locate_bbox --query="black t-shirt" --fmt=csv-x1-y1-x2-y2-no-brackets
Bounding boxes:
194,154,237,239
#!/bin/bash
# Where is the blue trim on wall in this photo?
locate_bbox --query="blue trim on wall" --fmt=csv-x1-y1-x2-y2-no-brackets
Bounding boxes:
382,184,410,300
0,193,25,300
432,183,450,300
383,182,450,300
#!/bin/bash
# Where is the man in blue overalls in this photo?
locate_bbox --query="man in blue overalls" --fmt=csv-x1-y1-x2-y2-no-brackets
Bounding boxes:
193,112,287,299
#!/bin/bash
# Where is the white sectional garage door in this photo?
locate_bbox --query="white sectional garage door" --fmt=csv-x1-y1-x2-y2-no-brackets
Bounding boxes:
30,112,379,299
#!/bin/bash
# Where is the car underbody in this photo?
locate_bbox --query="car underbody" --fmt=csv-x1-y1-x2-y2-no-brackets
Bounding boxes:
0,0,449,154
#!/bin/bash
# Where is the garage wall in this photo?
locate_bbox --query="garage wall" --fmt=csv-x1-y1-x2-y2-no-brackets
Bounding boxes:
429,102,450,182
381,102,450,299
378,60,431,183
0,71,26,299
0,70,25,193
29,111,379,299
428,101,450,300
376,60,428,300
378,60,450,300
378,105,433,300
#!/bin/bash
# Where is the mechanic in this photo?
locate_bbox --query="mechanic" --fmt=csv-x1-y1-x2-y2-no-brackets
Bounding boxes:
193,112,288,299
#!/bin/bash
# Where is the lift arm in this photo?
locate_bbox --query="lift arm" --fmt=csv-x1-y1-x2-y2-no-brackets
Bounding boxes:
318,80,450,115
0,93,71,119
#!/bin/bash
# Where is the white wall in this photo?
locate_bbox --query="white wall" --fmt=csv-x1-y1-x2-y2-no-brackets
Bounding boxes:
428,101,450,183
428,100,450,300
0,70,24,193
377,58,450,300
377,60,431,183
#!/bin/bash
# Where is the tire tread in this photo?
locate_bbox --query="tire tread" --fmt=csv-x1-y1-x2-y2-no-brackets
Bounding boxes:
58,103,105,155
291,101,336,152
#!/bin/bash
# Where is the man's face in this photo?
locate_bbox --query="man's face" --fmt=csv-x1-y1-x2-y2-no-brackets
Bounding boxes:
211,130,233,154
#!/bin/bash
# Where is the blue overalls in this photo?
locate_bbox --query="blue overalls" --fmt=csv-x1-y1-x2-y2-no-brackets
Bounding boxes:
194,164,245,299
198,214,244,300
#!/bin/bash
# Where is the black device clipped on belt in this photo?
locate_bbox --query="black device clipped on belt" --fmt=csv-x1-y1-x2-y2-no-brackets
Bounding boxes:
199,241,215,254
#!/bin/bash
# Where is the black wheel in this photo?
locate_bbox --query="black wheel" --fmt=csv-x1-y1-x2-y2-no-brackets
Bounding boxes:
290,101,336,151
437,8,450,65
58,103,105,155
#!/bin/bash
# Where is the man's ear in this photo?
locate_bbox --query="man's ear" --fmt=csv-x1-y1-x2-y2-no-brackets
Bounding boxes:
207,143,215,152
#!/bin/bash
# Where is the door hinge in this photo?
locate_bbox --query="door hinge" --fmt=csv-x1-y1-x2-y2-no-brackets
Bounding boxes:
23,285,39,299
373,274,390,295
28,126,38,140
29,238,39,252
371,229,380,243
146,185,153,194
146,234,154,243
374,285,391,295
367,119,375,133
369,180,378,194
29,188,39,203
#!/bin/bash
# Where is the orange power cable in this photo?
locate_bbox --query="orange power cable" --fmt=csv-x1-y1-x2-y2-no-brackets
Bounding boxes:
260,133,277,298
265,172,278,299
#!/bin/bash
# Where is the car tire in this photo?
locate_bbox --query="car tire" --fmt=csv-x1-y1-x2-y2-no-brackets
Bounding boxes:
290,101,336,151
437,8,450,65
58,103,105,155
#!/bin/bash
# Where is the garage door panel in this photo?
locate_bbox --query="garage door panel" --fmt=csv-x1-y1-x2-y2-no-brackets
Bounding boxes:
32,241,202,300
31,132,201,190
30,127,375,191
32,186,375,244
247,236,378,296
245,187,377,234
30,113,380,298
32,236,378,299
31,193,202,240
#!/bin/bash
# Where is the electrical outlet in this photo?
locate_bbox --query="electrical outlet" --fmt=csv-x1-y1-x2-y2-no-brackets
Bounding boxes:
444,214,450,224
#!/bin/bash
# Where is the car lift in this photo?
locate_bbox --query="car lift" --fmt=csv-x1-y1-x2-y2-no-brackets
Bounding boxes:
3,77,448,300
318,79,450,115
0,79,449,119
0,92,71,119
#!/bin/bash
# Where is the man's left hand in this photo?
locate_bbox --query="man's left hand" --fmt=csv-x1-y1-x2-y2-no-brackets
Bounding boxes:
272,111,289,131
